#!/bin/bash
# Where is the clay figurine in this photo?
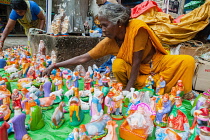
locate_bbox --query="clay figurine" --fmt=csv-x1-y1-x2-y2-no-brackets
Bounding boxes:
126,91,141,115
111,83,124,119
53,72,63,91
90,90,104,122
145,75,154,89
68,90,84,126
156,75,166,95
49,89,64,103
39,94,56,110
12,113,32,140
72,71,80,88
0,114,10,140
175,80,184,96
120,103,155,140
38,40,46,55
11,89,22,109
79,124,89,139
102,120,118,140
0,85,11,107
85,114,112,139
0,105,11,121
84,72,92,90
66,75,73,90
28,103,45,131
104,92,115,115
66,128,79,140
168,96,190,133
50,101,65,129
155,94,172,127
42,76,52,97
104,66,111,77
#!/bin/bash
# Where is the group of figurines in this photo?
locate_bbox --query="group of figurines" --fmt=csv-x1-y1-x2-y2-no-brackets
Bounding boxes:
49,8,70,37
0,45,209,140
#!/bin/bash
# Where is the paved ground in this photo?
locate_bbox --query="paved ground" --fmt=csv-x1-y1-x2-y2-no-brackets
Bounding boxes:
3,36,28,49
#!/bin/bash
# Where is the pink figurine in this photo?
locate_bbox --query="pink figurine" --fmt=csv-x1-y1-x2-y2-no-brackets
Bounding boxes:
84,72,92,90
104,92,115,115
39,95,56,107
11,89,22,109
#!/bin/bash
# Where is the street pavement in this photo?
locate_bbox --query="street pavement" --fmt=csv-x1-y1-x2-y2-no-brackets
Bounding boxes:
3,36,28,49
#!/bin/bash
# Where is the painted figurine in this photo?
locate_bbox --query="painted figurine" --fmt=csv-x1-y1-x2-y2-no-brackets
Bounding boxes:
12,113,32,140
68,90,84,125
38,40,46,55
104,66,111,77
0,105,11,121
11,89,22,109
66,128,79,140
102,120,118,140
112,83,124,116
0,114,10,140
126,91,141,115
155,94,172,125
85,114,112,138
156,76,166,95
53,72,63,91
104,92,115,115
51,102,65,128
28,103,45,131
168,97,190,132
42,76,52,97
175,80,184,96
0,85,11,106
90,90,104,122
72,71,80,88
39,95,56,109
79,124,89,139
84,72,92,90
145,75,154,89
66,75,73,90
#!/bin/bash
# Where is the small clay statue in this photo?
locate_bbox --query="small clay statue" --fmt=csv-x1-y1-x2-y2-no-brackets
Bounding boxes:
28,104,45,131
51,102,65,128
12,113,31,140
156,76,166,95
0,114,10,140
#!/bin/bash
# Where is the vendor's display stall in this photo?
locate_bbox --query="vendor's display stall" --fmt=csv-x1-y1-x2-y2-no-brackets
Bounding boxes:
0,42,208,140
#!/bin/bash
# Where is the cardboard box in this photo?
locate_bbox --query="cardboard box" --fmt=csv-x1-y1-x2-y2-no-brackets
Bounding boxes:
180,47,198,57
193,59,210,91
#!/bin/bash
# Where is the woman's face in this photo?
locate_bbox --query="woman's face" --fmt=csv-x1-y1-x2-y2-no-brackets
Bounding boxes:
15,10,26,16
98,17,119,39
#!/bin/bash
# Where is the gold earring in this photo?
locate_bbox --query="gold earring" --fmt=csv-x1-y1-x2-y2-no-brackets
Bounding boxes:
119,26,121,28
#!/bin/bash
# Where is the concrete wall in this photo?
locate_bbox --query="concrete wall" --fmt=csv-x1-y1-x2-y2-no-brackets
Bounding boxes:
30,34,110,70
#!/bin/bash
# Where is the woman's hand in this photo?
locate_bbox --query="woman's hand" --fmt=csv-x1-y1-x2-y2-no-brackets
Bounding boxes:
42,64,54,76
0,41,4,51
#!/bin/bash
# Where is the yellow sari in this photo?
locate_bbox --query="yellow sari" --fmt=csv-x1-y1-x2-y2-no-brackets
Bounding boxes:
113,19,195,93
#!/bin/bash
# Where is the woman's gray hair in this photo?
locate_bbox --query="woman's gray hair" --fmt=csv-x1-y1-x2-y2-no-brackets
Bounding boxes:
98,4,131,26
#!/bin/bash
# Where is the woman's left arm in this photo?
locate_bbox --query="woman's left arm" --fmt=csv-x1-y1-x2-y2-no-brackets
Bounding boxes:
37,11,45,30
124,50,144,91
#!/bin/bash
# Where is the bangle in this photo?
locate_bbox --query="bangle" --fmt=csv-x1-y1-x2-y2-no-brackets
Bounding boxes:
53,63,57,69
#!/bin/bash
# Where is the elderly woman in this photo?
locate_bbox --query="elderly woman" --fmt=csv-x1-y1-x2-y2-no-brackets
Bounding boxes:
0,0,45,49
43,4,195,94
